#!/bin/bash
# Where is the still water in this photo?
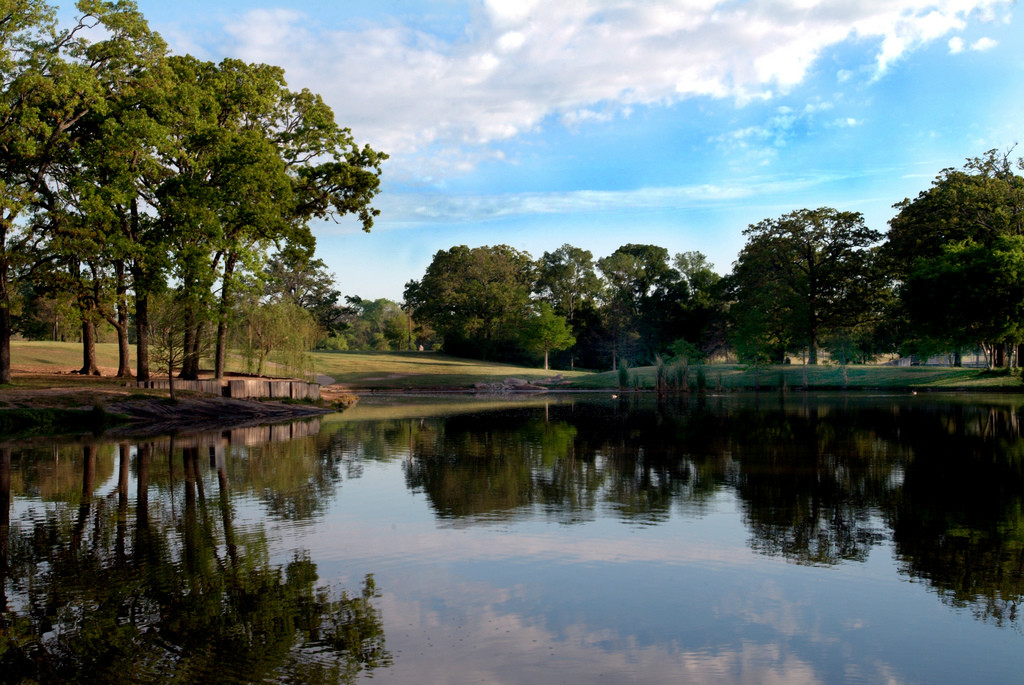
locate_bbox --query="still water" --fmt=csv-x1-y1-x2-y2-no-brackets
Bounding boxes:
2,393,1023,684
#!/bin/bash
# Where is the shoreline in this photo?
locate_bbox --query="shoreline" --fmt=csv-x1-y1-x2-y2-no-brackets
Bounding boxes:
5,367,1024,441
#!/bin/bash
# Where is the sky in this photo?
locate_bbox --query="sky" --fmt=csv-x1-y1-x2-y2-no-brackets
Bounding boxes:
121,0,1023,301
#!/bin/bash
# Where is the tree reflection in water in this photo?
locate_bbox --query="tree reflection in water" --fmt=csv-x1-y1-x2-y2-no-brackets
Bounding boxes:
3,395,1024,681
341,395,1024,630
0,431,390,684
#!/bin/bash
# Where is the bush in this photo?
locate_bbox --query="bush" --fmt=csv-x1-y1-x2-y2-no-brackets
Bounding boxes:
617,359,629,390
320,335,349,351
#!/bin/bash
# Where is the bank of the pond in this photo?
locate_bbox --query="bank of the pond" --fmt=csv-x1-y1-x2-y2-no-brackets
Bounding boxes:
0,374,342,440
0,405,128,439
0,396,335,441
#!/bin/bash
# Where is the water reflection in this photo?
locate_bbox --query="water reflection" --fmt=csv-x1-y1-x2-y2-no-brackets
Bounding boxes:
336,394,1024,631
0,424,390,684
2,394,1024,683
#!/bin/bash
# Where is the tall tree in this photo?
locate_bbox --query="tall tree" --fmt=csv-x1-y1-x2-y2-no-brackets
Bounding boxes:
264,242,345,337
0,0,107,383
535,244,600,324
885,150,1024,364
597,244,683,367
405,245,535,360
731,208,884,365
673,250,726,356
886,149,1024,279
521,301,575,370
535,244,601,368
154,56,385,379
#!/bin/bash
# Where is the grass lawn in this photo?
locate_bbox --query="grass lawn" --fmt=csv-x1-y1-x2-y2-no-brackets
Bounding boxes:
311,350,592,389
312,350,1024,391
7,341,1024,392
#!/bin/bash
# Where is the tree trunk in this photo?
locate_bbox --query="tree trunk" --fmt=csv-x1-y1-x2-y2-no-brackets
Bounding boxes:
135,290,150,381
112,261,132,378
79,319,100,376
180,320,201,380
214,253,237,379
129,202,151,381
190,324,203,377
544,348,549,371
168,335,176,401
0,294,10,385
0,250,11,385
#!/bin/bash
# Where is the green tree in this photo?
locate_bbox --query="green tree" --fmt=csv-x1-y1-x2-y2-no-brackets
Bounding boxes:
597,244,684,368
535,243,600,324
731,208,884,365
339,297,407,351
265,242,345,337
521,302,575,370
243,300,319,378
902,236,1024,369
0,0,141,383
405,245,535,360
535,243,601,368
46,0,167,378
885,150,1024,365
673,250,726,357
151,55,386,379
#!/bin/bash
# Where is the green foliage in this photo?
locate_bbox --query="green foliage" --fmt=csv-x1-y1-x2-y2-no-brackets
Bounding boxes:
0,1,386,385
535,243,600,324
520,302,575,370
668,338,705,364
731,207,885,365
617,358,630,390
888,150,1024,367
405,244,535,361
336,297,409,351
597,243,685,366
240,300,319,379
265,243,346,337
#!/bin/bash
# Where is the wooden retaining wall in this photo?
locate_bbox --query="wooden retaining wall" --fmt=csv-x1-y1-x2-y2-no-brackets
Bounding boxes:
137,379,321,400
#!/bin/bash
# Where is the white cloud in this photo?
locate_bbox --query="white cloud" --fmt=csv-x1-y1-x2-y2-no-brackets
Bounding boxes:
339,175,834,229
949,34,998,54
970,36,998,50
193,0,1012,176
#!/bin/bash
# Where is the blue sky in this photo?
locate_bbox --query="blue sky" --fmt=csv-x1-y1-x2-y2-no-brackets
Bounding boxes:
125,0,1023,301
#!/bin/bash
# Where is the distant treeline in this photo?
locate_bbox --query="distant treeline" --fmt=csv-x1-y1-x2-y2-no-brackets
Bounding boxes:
5,6,1022,379
397,149,1024,371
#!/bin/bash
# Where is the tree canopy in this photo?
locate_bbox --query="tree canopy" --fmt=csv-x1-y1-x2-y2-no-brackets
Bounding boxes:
0,0,385,384
886,150,1024,366
731,208,885,365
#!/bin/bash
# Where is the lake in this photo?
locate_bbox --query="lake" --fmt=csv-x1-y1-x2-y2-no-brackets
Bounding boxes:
2,392,1023,684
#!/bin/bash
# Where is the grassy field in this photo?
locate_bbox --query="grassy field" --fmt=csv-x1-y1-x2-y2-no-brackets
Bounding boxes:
312,349,1024,391
7,340,1024,392
311,350,593,388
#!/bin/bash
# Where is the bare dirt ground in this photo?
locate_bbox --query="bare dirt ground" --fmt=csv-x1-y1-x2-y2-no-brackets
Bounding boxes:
1,367,354,429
